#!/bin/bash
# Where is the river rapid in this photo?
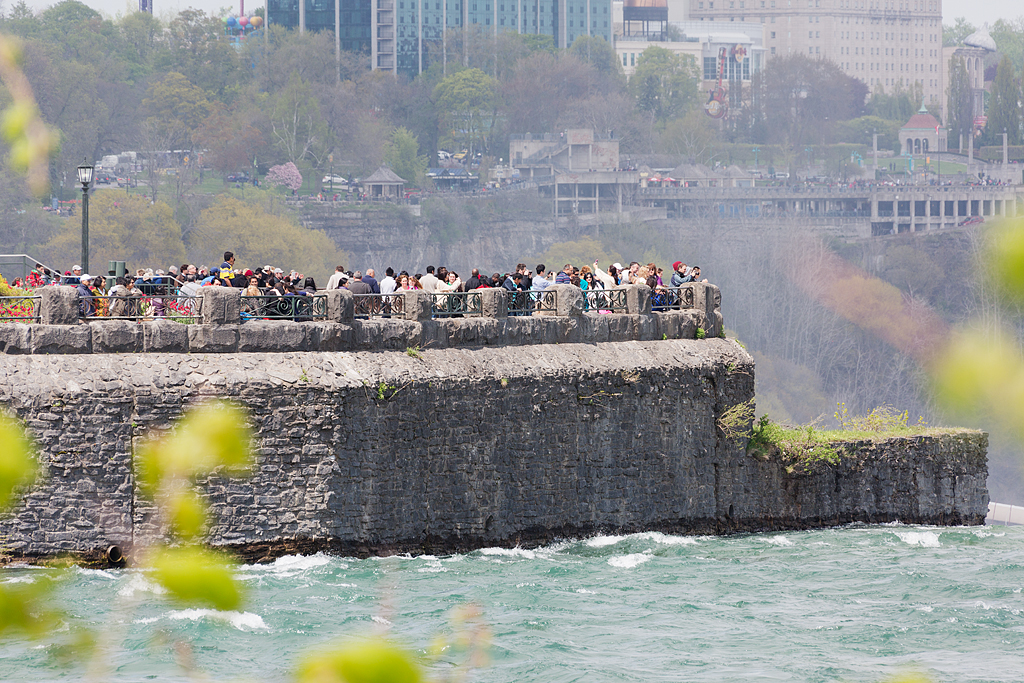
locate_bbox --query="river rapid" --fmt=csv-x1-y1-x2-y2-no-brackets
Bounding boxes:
2,524,1023,682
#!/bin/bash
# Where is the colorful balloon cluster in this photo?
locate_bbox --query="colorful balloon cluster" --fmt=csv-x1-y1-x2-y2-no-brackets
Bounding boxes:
225,15,264,30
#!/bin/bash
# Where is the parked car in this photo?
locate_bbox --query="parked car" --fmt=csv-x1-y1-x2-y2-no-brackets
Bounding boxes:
453,150,469,161
227,172,250,182
958,216,984,227
321,175,347,185
437,150,452,161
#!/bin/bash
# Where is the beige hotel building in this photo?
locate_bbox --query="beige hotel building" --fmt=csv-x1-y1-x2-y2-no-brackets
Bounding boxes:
685,0,944,106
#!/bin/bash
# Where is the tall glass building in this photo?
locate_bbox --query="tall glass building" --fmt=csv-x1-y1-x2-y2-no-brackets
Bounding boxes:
268,0,612,76
267,0,373,53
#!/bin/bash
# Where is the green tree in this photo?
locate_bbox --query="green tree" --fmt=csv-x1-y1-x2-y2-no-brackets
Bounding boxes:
433,68,496,155
943,17,976,47
143,71,213,151
945,55,974,145
268,72,332,170
868,80,923,122
982,56,1022,146
629,46,700,121
383,127,428,187
991,18,1024,71
154,8,240,96
39,192,186,272
189,195,347,282
568,35,624,85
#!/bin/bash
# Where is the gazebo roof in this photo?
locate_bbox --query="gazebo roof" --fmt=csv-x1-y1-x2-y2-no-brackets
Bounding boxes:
902,104,943,131
362,166,406,185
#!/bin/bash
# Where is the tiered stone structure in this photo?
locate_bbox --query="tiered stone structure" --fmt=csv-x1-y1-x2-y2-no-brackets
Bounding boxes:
0,286,989,564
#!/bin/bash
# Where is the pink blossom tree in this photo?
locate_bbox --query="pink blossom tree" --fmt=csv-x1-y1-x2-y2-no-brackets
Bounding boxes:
266,162,303,191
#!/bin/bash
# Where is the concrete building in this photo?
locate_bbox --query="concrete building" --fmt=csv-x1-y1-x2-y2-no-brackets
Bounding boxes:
510,129,640,214
939,26,993,138
614,20,764,116
686,0,944,108
899,104,946,154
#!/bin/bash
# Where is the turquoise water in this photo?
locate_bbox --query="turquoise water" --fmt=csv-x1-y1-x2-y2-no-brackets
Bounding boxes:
3,524,1024,682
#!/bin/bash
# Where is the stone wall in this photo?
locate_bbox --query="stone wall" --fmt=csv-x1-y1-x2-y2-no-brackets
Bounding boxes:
0,339,988,563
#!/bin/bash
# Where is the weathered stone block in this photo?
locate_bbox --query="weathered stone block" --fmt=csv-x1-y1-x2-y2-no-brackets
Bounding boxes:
0,323,32,354
142,319,189,352
403,291,433,321
39,286,79,326
201,287,241,325
549,284,583,317
30,325,91,354
187,324,239,352
626,284,652,315
324,289,354,322
309,322,352,351
479,288,507,318
239,321,309,352
90,320,143,353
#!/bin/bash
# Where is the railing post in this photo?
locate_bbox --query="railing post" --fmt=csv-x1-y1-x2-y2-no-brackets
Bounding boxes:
324,289,353,322
40,286,79,325
548,284,583,317
200,287,241,325
404,291,433,321
479,288,507,318
626,284,651,314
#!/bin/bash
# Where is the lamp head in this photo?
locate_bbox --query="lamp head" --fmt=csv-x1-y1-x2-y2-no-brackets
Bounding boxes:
77,161,94,186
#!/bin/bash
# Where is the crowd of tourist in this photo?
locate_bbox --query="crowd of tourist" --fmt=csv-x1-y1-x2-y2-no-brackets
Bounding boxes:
9,253,709,319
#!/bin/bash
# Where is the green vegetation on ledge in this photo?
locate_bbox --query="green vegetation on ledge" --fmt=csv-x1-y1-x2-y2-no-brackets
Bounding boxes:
720,402,968,473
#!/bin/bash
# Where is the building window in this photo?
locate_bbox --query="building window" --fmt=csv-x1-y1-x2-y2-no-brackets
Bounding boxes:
771,46,776,54
623,53,627,66
704,56,717,79
770,31,775,37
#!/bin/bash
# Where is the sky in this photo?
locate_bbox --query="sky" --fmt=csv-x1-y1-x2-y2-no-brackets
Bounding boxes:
10,0,1024,26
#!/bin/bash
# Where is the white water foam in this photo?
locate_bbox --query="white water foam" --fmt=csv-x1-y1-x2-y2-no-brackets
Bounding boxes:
765,535,794,546
76,568,119,580
585,535,626,548
240,553,334,575
895,531,941,548
479,547,538,560
575,588,596,594
637,532,699,546
117,572,167,598
2,575,37,584
608,552,652,569
168,608,268,631
416,557,447,573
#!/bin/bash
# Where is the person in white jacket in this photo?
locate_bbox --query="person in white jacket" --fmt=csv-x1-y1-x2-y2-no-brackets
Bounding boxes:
592,260,617,289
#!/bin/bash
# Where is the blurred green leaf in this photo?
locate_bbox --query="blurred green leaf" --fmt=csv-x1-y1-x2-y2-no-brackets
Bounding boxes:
296,639,422,683
0,580,57,638
150,546,244,612
137,400,253,494
985,218,1024,305
166,491,208,541
0,411,37,511
933,330,1024,438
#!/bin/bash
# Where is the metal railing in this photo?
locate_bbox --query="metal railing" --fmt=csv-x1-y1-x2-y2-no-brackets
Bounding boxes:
584,288,628,313
354,293,405,318
651,286,695,312
0,295,40,322
431,291,482,318
79,294,201,322
241,294,326,321
507,288,557,316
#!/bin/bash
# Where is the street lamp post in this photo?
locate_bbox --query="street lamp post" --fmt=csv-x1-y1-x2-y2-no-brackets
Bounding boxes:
77,160,94,275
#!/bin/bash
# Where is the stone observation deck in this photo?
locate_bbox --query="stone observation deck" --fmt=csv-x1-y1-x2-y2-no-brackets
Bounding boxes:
0,283,723,354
